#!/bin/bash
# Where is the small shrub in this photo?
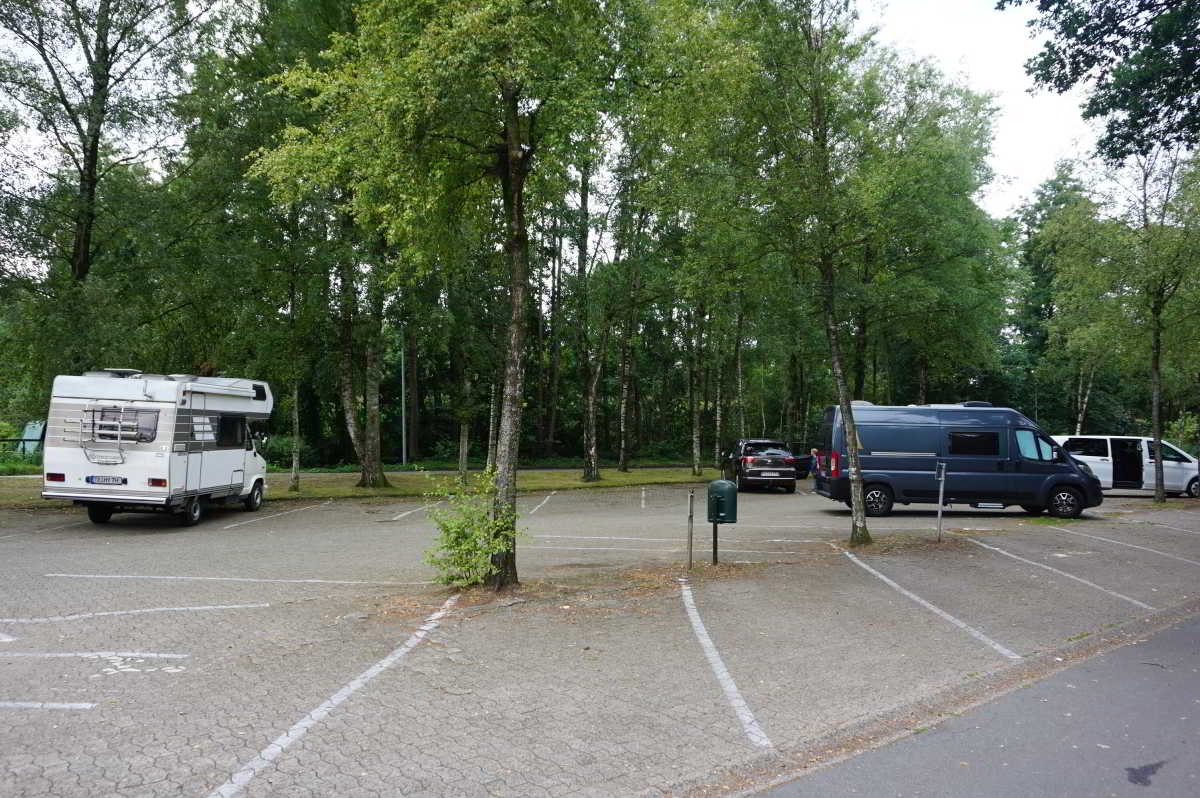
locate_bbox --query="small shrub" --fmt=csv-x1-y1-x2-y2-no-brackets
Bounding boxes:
423,468,522,587
261,435,319,468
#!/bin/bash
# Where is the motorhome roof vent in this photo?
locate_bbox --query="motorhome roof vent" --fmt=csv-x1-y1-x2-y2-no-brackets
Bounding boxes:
167,374,197,382
851,400,874,406
960,401,993,407
100,368,141,378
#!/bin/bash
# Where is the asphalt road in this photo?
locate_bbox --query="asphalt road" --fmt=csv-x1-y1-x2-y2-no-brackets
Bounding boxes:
1,484,1199,797
764,614,1200,797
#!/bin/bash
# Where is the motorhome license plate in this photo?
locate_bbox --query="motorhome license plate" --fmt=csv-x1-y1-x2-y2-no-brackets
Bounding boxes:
761,471,779,477
86,476,126,485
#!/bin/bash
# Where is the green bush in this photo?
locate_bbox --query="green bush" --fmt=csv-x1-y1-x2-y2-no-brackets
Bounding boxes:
422,468,522,587
261,435,319,468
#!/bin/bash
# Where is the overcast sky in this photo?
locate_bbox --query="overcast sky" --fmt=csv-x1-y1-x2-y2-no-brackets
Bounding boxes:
857,0,1099,218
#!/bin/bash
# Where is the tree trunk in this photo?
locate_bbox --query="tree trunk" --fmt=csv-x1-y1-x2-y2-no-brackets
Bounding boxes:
1074,362,1096,435
356,270,389,488
582,326,609,481
289,381,301,492
485,379,498,471
690,307,704,477
734,310,746,437
488,83,533,589
1151,304,1165,503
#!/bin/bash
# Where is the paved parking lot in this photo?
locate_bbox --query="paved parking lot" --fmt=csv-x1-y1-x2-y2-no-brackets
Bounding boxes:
1,485,1198,796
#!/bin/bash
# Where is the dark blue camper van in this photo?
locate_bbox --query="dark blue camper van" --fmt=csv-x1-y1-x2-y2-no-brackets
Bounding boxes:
813,402,1103,518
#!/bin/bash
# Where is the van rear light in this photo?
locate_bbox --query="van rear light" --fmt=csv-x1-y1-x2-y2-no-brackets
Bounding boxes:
784,457,797,465
46,472,65,482
742,456,754,465
829,451,840,478
148,478,167,487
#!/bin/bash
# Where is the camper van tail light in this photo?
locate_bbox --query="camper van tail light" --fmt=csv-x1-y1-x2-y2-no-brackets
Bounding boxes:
148,478,167,487
46,472,65,482
742,456,754,466
829,451,840,478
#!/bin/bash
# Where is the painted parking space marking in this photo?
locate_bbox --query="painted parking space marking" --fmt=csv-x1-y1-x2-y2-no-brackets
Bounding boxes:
0,701,96,710
1047,525,1200,567
965,538,1155,610
206,594,459,798
1119,519,1199,536
843,551,1021,660
222,500,332,530
0,603,270,624
680,582,772,748
385,501,441,522
0,651,188,659
527,545,812,555
528,491,557,515
47,573,432,586
0,632,15,642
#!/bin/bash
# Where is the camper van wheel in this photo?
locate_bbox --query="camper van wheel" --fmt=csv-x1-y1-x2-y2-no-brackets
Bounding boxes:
863,485,894,517
1187,478,1199,499
1048,487,1083,519
243,481,264,512
86,504,113,524
178,497,203,526
1020,505,1045,516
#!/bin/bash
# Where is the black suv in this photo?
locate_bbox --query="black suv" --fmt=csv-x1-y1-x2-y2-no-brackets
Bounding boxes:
721,439,803,493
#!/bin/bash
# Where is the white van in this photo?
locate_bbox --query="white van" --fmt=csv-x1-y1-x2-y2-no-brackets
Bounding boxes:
1051,435,1200,497
42,369,272,525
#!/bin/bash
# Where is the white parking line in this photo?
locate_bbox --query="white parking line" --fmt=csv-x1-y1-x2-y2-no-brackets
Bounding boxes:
206,594,459,798
526,545,812,555
0,651,188,659
0,701,96,710
966,538,1155,610
1119,519,1198,536
843,551,1021,661
386,502,441,522
46,573,432,586
0,632,15,642
528,492,557,514
0,603,270,623
1047,525,1200,567
679,582,772,748
222,500,331,530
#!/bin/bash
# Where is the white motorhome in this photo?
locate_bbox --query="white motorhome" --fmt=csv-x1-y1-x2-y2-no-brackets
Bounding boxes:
42,369,272,525
1052,434,1200,497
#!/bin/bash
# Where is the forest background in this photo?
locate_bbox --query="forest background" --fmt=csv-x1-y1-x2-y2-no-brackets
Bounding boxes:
1,0,1198,500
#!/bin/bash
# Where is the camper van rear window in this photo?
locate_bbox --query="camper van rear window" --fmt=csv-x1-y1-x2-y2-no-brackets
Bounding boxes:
90,409,160,444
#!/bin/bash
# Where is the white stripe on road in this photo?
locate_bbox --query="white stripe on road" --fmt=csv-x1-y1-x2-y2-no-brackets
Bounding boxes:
47,574,431,586
679,583,772,748
1119,519,1198,536
386,502,440,522
966,538,1155,610
0,651,188,659
0,604,270,624
1047,525,1200,567
206,594,459,798
0,701,96,710
222,501,331,530
528,492,557,514
843,551,1021,661
0,632,15,642
526,545,812,554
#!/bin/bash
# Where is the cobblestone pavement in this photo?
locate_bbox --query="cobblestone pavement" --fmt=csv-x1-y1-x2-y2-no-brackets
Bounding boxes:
2,486,1198,796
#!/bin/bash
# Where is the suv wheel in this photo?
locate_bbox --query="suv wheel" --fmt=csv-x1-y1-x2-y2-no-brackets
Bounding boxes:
1188,478,1199,499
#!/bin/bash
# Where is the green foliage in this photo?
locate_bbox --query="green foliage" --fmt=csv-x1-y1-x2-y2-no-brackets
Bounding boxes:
1166,414,1199,456
261,435,320,469
422,468,522,587
998,0,1200,159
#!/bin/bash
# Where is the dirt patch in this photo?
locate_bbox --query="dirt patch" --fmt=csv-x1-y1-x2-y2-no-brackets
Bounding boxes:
844,533,975,555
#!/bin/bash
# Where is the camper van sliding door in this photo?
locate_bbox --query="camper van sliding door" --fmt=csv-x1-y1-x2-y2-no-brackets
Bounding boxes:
943,428,1008,501
1111,438,1144,488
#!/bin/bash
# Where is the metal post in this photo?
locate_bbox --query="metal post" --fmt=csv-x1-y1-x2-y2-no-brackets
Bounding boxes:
687,489,694,569
641,487,646,509
712,522,719,565
400,328,408,466
936,461,947,543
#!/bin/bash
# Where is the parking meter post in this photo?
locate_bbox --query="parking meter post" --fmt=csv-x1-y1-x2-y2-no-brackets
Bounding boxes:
687,489,694,570
712,522,718,565
936,460,945,542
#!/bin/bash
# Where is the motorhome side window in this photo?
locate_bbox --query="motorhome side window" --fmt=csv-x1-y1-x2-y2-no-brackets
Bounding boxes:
92,409,159,443
193,416,215,441
218,415,245,448
948,431,999,456
1015,429,1054,461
